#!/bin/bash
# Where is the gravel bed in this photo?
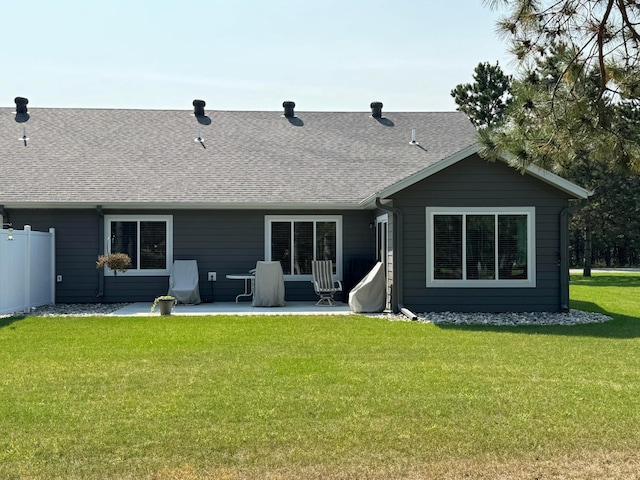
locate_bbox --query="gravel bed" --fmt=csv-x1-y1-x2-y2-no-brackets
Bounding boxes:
369,309,612,326
4,303,612,326
3,303,131,318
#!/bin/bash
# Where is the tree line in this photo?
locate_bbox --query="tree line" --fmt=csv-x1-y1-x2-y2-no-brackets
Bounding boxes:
452,1,640,273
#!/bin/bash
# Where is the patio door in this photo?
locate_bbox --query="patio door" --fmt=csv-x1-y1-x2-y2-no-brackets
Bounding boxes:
376,214,390,310
376,214,388,275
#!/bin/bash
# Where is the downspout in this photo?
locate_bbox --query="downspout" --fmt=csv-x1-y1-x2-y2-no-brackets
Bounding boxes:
375,197,418,320
97,205,104,299
560,200,587,312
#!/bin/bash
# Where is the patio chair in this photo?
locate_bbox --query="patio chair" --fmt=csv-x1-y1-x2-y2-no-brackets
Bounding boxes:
251,261,285,307
168,260,202,304
311,260,342,306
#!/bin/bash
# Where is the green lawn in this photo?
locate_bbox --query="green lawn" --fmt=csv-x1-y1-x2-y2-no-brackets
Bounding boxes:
1,273,639,479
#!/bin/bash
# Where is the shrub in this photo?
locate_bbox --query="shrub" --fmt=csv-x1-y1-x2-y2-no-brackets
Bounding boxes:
96,253,132,275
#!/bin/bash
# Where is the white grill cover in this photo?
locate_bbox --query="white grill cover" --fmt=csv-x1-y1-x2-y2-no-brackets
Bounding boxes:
348,262,385,313
252,261,286,307
168,260,202,305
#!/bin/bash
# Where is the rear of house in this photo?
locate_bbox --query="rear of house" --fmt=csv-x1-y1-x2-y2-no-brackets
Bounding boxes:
0,101,588,313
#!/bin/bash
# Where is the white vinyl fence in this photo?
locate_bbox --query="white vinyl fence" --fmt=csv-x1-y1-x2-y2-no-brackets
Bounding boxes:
0,225,56,315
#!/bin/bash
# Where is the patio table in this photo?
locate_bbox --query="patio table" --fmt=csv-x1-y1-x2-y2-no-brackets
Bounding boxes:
226,273,255,302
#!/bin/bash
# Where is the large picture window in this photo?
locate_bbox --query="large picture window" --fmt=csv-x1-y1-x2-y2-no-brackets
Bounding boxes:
265,215,342,280
426,207,535,288
104,215,173,276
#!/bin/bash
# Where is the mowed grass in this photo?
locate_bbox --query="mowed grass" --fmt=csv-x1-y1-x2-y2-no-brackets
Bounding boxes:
1,274,639,479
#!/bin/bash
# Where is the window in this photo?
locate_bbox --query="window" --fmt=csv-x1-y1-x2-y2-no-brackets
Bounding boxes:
426,207,535,288
265,215,342,280
104,215,173,276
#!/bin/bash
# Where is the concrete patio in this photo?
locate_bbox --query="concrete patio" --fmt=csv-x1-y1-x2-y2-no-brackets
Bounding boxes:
112,301,353,316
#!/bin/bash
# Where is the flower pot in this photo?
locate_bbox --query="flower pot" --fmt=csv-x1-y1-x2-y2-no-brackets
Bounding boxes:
159,298,175,316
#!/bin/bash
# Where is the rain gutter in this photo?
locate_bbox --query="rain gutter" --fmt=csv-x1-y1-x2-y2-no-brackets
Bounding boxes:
97,205,104,299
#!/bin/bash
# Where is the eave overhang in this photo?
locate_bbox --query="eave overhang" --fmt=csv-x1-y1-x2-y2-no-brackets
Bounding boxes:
360,143,591,208
0,201,371,211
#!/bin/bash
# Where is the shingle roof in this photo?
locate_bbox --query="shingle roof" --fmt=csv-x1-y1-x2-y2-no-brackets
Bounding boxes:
0,107,477,208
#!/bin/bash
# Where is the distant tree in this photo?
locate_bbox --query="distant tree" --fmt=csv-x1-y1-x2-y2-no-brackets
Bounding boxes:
479,44,640,274
569,165,640,269
479,2,640,274
451,61,513,128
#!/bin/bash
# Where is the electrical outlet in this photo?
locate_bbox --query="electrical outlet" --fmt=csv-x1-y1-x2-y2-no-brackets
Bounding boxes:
208,272,216,282
56,275,63,282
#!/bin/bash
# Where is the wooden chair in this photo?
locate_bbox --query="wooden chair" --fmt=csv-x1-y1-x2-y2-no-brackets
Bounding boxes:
311,260,342,306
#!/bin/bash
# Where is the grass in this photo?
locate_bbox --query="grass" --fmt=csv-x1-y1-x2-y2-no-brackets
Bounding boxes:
1,273,639,479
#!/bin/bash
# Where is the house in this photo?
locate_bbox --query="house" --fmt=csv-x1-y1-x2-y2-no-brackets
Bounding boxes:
0,99,589,313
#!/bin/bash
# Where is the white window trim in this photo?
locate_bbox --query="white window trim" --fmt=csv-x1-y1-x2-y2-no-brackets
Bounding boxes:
265,215,343,282
425,207,536,288
104,215,173,276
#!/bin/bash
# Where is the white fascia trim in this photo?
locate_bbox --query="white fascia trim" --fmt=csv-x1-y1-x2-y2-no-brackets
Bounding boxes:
360,142,591,206
2,201,367,210
360,144,480,206
522,163,591,199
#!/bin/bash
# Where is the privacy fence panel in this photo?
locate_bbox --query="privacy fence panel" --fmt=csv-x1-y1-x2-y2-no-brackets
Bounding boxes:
0,226,55,315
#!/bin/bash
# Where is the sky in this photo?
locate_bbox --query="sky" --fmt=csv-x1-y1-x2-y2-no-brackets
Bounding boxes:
1,1,515,112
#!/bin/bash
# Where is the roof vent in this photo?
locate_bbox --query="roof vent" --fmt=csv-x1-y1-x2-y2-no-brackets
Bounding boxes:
192,99,210,148
192,99,211,128
283,101,295,118
410,128,419,146
193,99,206,118
370,101,383,118
14,97,29,123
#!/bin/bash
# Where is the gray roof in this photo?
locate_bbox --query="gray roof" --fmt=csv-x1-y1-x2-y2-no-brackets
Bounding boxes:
0,107,479,209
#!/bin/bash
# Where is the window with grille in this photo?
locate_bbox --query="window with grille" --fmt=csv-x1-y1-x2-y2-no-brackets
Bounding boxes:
265,216,342,280
104,215,173,276
426,208,535,287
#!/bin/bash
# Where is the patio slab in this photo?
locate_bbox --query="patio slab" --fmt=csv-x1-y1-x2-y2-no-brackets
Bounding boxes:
112,301,353,316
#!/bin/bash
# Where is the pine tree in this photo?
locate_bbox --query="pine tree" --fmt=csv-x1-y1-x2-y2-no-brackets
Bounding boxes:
451,62,513,128
484,0,640,102
479,44,640,274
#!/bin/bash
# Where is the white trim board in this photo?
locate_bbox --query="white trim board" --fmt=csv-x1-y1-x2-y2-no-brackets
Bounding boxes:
363,143,590,206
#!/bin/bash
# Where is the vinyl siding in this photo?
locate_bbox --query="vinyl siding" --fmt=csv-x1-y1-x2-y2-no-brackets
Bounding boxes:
391,154,571,313
7,209,374,303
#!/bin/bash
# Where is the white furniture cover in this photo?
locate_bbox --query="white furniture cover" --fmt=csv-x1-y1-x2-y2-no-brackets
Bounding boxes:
251,261,285,307
168,260,202,304
348,262,385,313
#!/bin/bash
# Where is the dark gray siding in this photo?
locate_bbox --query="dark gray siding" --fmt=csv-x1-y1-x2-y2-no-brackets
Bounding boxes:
7,209,375,304
391,154,571,313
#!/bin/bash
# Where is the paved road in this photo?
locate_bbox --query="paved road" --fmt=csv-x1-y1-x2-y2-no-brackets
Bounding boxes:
570,268,640,273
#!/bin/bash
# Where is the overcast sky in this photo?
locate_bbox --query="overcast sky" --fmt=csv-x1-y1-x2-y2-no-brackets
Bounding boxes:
1,1,515,112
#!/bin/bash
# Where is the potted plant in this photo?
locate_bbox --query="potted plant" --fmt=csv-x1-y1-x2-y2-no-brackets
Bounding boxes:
151,295,177,315
96,253,132,276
